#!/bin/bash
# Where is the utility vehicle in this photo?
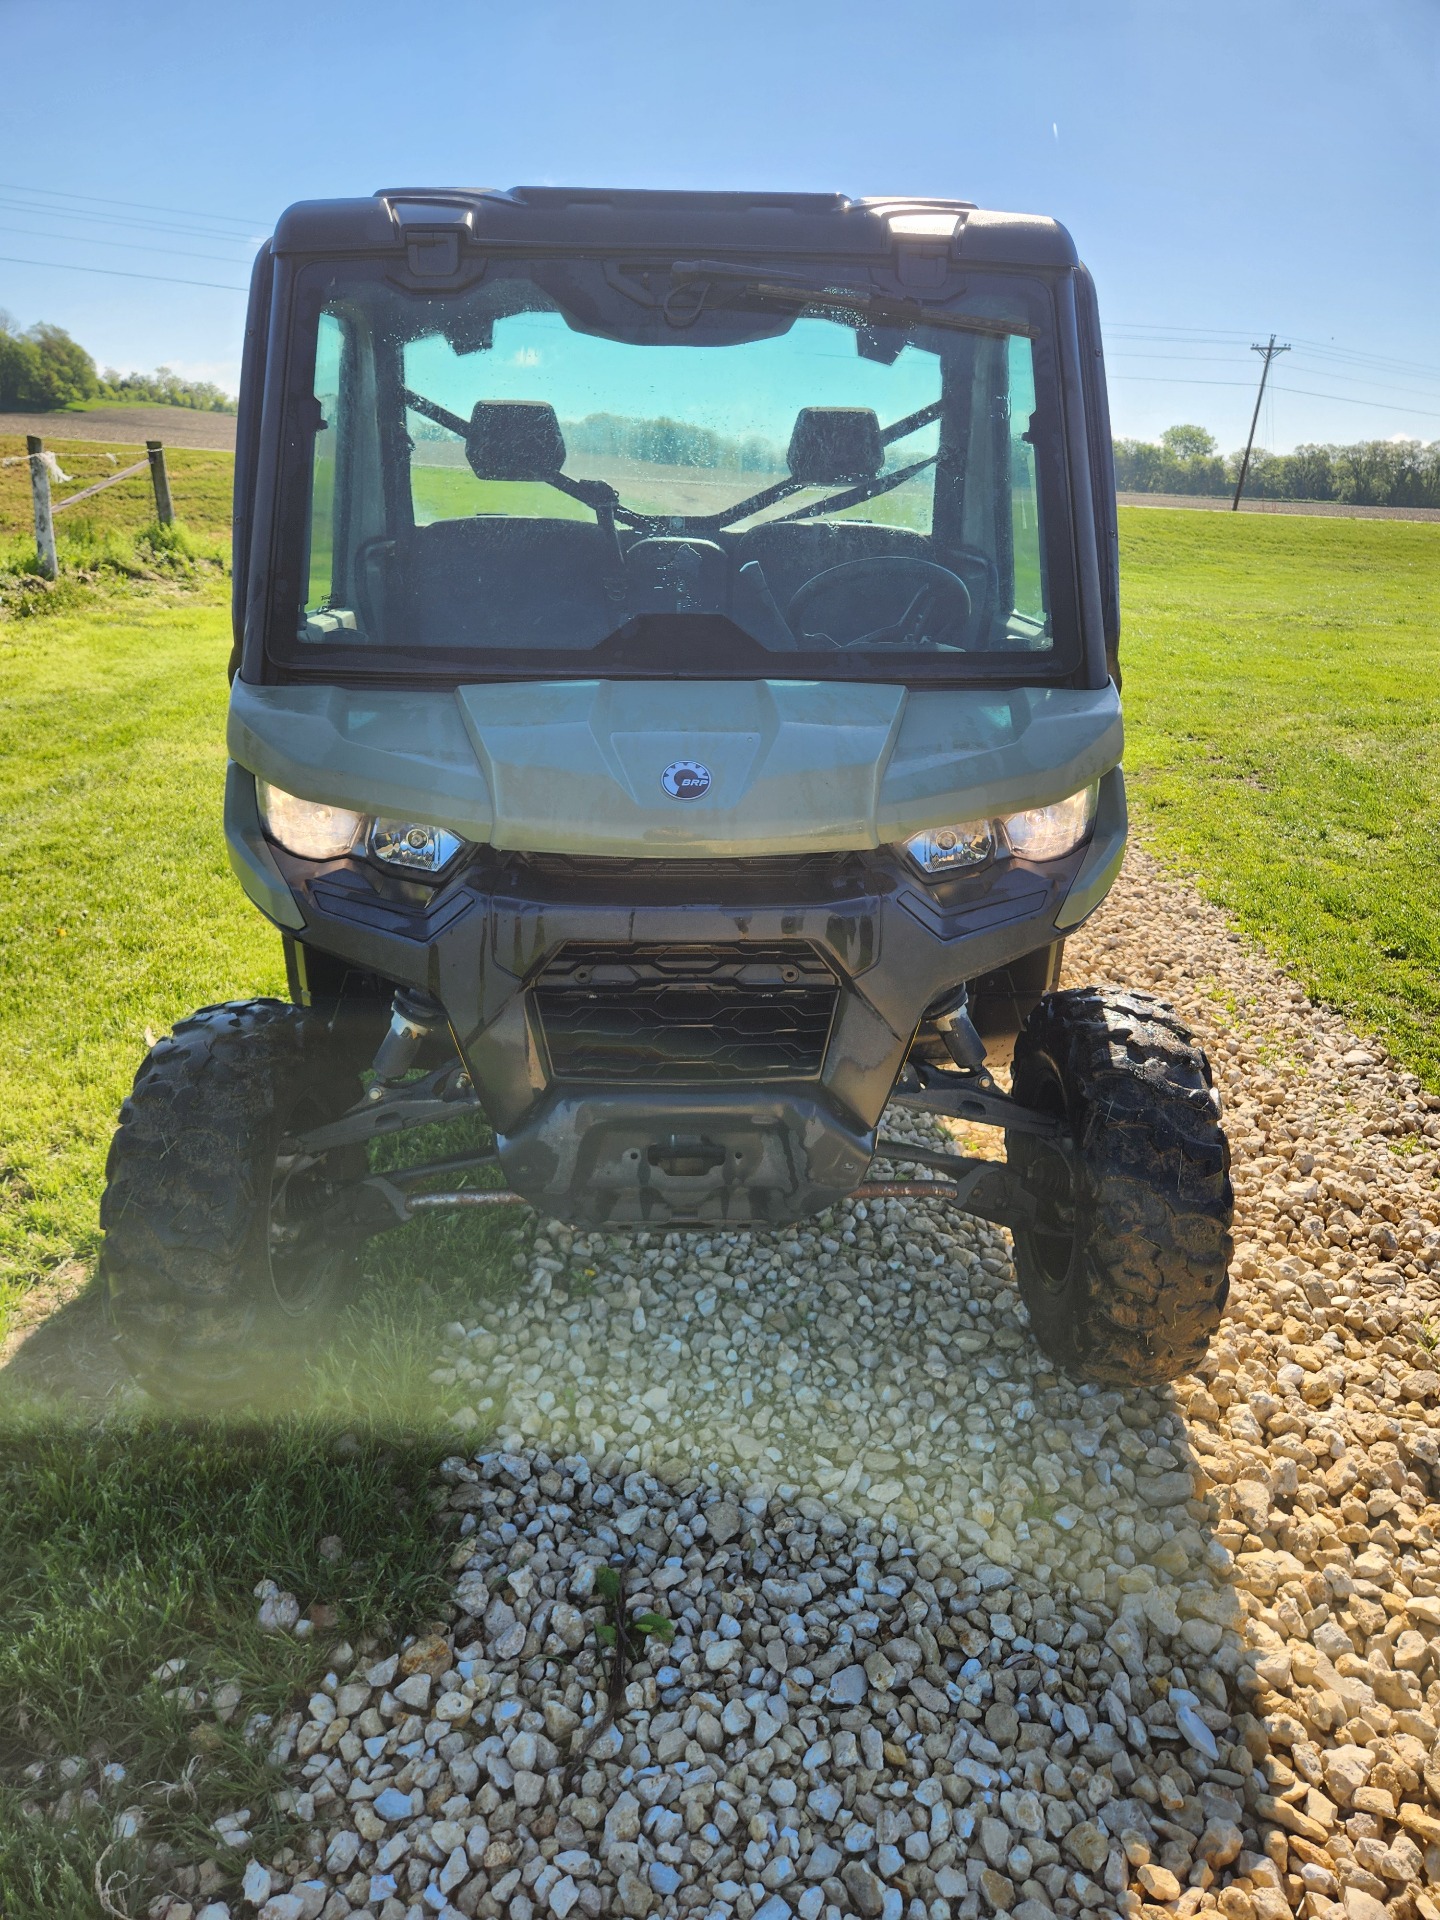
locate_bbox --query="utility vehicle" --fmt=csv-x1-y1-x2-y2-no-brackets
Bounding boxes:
100,188,1232,1399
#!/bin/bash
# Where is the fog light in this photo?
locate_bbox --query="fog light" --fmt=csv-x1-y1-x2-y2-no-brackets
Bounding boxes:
370,818,465,873
903,820,996,875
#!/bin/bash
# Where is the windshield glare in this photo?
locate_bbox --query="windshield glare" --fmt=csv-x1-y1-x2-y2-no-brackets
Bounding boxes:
291,261,1059,678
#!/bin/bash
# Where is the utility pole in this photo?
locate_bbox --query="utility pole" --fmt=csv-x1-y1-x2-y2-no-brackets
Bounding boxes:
1232,334,1290,510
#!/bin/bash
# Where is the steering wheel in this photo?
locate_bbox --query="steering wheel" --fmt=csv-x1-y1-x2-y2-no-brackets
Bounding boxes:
787,557,973,651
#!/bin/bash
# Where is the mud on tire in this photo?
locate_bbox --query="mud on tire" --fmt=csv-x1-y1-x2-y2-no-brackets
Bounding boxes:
1006,987,1233,1387
100,998,369,1404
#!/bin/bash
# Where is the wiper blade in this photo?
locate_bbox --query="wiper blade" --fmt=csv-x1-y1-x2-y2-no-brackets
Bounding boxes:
664,260,907,330
696,399,943,533
666,263,1027,342
402,385,666,536
772,451,939,526
401,387,944,540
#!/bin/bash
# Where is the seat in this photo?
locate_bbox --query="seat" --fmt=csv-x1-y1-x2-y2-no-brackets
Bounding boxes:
397,399,618,651
465,400,568,483
396,516,615,651
786,408,885,486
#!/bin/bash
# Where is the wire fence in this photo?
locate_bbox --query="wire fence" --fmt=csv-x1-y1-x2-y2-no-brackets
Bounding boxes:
22,434,173,578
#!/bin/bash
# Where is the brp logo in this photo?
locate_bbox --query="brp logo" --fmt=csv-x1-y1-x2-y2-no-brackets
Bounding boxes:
661,760,712,800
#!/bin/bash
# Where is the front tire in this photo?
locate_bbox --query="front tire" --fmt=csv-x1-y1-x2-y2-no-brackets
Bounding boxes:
1006,988,1232,1386
101,998,369,1405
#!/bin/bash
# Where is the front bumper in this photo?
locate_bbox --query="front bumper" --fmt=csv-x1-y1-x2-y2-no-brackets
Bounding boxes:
226,764,1126,1225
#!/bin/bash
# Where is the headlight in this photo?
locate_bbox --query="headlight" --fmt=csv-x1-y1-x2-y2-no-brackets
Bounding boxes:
902,820,997,875
902,782,1098,879
257,780,365,860
370,819,465,873
1000,784,1099,861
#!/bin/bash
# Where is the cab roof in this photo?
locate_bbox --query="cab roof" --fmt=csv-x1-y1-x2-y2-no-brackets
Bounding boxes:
269,186,1078,269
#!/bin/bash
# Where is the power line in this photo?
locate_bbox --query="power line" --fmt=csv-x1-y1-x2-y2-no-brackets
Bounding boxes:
0,196,264,246
1113,360,1440,407
1289,344,1440,386
0,222,259,266
1273,385,1440,421
1110,351,1273,364
1111,375,1273,389
1110,373,1440,421
1111,348,1440,395
0,180,266,228
1111,323,1440,385
0,254,248,292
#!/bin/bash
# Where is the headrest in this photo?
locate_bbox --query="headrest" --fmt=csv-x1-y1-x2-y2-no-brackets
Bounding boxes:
786,407,884,486
465,400,566,481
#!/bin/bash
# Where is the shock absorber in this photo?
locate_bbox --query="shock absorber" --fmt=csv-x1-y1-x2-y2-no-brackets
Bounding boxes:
928,986,988,1070
371,987,449,1084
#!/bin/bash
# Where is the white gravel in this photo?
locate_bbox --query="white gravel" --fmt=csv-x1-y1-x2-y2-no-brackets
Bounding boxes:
148,847,1440,1920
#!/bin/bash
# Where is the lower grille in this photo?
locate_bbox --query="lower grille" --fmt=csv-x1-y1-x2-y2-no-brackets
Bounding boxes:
533,943,839,1082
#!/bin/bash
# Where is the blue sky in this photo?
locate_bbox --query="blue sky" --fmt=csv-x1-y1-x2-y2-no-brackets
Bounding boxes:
2,0,1436,453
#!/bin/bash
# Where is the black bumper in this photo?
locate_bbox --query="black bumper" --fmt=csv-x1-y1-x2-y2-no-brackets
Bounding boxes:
268,842,1092,1226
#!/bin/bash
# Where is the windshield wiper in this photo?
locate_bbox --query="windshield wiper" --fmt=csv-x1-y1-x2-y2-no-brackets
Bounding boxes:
401,387,944,539
662,262,1025,342
403,387,667,538
664,260,936,331
771,451,939,526
694,398,943,533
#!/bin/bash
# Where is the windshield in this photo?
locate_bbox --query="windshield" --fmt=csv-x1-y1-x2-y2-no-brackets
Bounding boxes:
280,258,1069,680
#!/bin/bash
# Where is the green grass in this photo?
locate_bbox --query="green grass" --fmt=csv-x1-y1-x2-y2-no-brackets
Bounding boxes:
0,561,528,1917
2,501,1439,1912
1117,506,1440,1087
0,437,234,544
404,459,935,533
0,1386,453,1920
0,583,270,1313
0,581,524,1916
1,436,232,621
410,465,593,527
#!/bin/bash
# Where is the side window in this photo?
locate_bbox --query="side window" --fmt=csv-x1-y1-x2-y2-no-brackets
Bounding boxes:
1008,335,1044,622
306,312,343,611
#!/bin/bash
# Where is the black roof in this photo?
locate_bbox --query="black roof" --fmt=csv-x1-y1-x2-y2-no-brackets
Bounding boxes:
269,186,1077,269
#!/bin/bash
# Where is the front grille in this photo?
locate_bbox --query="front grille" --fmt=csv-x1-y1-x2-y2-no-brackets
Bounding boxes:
533,943,839,1082
508,851,865,902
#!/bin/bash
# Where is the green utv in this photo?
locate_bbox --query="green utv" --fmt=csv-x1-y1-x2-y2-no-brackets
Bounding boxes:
100,188,1232,1401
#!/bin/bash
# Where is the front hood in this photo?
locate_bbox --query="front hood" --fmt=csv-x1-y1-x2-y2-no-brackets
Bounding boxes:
228,677,1122,857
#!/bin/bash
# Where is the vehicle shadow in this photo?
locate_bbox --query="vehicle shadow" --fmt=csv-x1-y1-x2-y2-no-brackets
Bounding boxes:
0,1268,130,1411
407,1128,1258,1905
0,1128,1264,1914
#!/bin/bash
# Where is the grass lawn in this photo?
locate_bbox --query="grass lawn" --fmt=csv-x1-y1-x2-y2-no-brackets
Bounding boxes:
0,1405,452,1920
0,435,234,545
1117,507,1440,1088
0,501,1437,1913
0,582,274,1312
0,573,518,1917
4,505,1439,1313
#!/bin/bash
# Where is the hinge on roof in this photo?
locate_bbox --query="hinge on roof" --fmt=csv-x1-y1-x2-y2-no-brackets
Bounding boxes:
381,200,486,286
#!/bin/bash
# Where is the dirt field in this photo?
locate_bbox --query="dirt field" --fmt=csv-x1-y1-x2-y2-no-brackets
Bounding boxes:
0,405,237,451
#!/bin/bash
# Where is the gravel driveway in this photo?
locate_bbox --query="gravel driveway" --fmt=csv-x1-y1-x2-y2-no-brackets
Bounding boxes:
155,849,1440,1920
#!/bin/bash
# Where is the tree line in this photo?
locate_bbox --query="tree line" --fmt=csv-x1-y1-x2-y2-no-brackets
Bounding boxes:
563,412,779,472
0,313,236,414
1115,424,1440,509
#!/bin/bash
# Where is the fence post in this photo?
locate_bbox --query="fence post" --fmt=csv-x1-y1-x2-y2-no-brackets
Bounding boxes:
146,440,174,526
26,435,58,580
